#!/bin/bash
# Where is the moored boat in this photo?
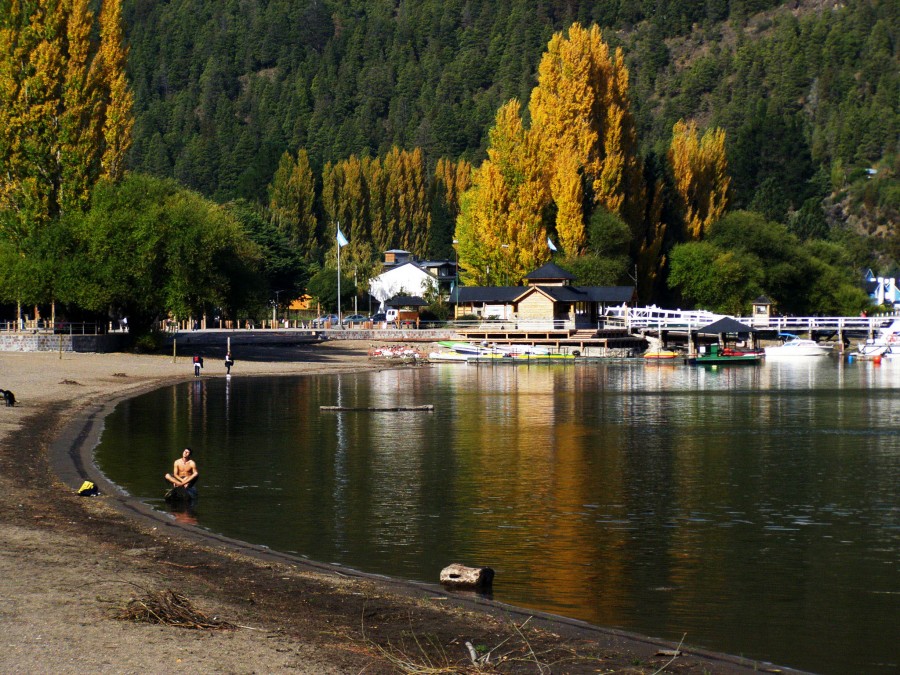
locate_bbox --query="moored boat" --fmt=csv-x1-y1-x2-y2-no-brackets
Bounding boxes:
437,340,552,357
693,344,762,365
856,319,900,359
643,349,679,360
765,336,832,359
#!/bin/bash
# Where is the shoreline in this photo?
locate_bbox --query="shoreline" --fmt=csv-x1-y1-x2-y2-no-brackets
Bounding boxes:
0,345,802,674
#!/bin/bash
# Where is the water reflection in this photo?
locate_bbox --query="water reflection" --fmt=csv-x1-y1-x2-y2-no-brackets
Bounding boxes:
95,359,900,675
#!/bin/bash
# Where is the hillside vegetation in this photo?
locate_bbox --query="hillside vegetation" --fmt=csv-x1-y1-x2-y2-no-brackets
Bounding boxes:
1,0,897,329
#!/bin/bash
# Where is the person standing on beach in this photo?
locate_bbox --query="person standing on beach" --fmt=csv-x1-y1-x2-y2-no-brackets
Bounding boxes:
165,447,198,489
224,351,234,375
192,354,203,376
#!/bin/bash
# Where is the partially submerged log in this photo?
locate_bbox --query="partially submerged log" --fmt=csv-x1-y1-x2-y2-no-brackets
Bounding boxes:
320,404,434,412
440,563,494,589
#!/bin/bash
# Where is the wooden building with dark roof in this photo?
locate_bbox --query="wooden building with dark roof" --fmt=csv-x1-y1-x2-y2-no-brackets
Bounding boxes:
451,262,635,329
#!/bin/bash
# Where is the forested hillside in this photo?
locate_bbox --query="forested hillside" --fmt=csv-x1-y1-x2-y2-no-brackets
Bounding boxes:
1,0,897,331
125,0,896,220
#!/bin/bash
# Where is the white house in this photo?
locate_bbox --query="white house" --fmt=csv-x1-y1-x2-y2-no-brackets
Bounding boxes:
368,262,436,311
866,273,900,306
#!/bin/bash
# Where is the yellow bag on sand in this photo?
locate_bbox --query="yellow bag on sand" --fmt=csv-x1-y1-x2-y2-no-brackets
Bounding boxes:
78,480,99,496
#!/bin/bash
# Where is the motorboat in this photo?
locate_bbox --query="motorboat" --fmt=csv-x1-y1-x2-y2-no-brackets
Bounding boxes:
765,337,832,359
856,319,900,359
692,343,763,365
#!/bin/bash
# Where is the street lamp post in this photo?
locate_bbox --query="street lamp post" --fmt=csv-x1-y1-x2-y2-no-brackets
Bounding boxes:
272,289,285,327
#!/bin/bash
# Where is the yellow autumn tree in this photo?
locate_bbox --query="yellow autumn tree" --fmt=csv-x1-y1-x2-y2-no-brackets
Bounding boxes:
362,155,390,253
321,156,372,270
550,148,586,255
268,148,317,257
669,120,730,240
456,100,549,285
528,23,645,239
94,0,133,182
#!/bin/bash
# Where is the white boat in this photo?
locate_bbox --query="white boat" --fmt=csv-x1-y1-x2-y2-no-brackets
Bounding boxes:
856,319,900,359
437,341,550,356
765,337,832,359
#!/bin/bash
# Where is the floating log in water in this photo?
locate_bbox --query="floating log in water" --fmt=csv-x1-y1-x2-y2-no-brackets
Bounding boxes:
440,563,494,589
320,404,434,412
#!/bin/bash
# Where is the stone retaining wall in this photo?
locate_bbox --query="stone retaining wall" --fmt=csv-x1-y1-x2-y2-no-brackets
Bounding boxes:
0,333,127,353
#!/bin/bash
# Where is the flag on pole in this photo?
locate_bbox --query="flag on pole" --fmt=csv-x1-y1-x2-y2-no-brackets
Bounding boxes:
547,236,557,252
337,227,349,248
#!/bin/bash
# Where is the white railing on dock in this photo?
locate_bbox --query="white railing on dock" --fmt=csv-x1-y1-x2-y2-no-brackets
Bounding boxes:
603,306,896,334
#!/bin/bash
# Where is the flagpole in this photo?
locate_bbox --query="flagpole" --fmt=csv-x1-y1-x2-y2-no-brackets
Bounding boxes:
336,221,342,328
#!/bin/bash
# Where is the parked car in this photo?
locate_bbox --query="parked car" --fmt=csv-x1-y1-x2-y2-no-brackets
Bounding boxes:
342,314,368,326
369,312,386,323
312,314,339,327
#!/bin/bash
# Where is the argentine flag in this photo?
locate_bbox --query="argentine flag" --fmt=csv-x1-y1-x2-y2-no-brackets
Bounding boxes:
336,226,349,248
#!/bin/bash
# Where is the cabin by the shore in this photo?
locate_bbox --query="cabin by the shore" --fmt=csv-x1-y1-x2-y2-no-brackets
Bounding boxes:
451,262,635,329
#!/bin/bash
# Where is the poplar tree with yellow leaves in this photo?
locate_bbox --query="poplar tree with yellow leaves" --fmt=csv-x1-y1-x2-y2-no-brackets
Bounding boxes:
321,155,372,270
457,23,650,287
0,0,133,320
455,100,548,286
529,23,645,244
668,119,730,241
268,148,317,258
94,0,133,183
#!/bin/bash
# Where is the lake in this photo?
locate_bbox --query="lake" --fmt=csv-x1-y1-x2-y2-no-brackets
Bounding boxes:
95,358,899,674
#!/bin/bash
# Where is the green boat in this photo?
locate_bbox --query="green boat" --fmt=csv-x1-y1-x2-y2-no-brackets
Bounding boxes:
692,343,762,365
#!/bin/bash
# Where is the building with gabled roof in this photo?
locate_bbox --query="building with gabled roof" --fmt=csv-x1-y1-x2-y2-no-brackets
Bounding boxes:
451,262,634,328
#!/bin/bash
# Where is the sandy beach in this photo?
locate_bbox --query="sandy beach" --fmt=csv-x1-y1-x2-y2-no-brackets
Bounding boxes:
0,343,792,674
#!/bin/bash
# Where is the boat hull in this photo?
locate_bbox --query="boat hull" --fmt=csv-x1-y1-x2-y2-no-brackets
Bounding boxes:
644,350,679,360
765,339,831,359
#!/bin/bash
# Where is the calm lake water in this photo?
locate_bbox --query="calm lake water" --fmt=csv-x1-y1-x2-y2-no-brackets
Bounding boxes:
95,359,899,675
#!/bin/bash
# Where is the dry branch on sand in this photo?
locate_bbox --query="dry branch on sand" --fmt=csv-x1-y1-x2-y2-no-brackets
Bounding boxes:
115,589,235,630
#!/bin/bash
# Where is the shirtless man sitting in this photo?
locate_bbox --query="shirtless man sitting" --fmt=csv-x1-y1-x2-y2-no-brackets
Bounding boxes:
165,447,198,489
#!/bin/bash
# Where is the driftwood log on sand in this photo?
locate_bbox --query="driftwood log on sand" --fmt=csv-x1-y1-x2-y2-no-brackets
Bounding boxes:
440,563,494,589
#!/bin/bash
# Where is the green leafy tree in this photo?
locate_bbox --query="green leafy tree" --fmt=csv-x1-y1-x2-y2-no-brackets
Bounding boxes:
305,266,355,312
64,174,262,334
225,200,307,311
669,210,870,315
